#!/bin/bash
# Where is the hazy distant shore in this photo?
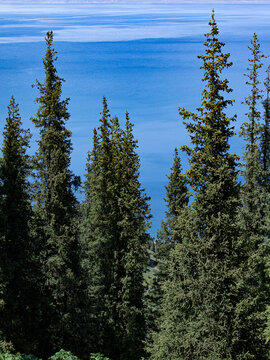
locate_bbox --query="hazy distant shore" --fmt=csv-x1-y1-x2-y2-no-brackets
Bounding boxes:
1,0,270,4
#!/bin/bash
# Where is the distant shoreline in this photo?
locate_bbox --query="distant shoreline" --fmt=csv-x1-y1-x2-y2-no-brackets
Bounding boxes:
1,0,270,4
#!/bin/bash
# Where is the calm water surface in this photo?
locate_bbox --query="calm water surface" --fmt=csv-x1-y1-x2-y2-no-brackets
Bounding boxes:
0,3,270,234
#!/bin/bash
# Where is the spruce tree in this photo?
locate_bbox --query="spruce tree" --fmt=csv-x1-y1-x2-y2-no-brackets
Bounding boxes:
261,65,270,189
79,127,102,356
148,10,247,359
262,66,270,344
82,97,115,356
236,33,269,359
0,97,39,353
0,136,4,351
81,101,150,360
157,148,189,253
116,111,150,360
31,31,81,357
145,149,189,340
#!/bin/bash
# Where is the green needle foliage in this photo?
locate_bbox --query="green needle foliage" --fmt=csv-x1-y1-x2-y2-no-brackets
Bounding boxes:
0,97,39,353
1,11,269,360
263,66,270,346
81,99,150,360
158,147,189,252
237,33,269,359
146,149,189,340
81,97,115,356
114,111,151,360
148,10,249,359
31,31,81,357
241,34,264,146
261,65,270,189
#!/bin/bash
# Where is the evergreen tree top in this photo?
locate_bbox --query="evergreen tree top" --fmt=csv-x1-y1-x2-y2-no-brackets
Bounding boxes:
98,96,111,163
164,148,188,219
125,110,136,143
2,96,31,170
261,65,270,185
123,111,140,174
99,96,111,131
241,33,264,146
32,31,70,132
179,9,237,188
1,96,31,208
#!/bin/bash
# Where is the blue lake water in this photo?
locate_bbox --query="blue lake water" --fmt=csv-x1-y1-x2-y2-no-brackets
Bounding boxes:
0,2,270,235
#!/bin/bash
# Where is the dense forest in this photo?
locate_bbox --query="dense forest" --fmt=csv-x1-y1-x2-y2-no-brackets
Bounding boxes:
1,9,270,360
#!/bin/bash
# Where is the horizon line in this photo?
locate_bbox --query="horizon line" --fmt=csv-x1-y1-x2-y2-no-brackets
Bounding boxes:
1,0,270,4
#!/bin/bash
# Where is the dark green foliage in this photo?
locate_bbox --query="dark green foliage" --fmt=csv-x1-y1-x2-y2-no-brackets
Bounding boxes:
236,33,269,359
145,149,189,341
158,148,189,250
1,12,270,360
0,340,14,355
80,98,115,356
0,97,39,354
0,351,110,360
81,100,150,360
0,351,40,360
0,242,5,350
164,148,189,218
157,148,189,267
116,111,151,360
241,34,264,146
31,31,81,357
261,65,270,189
49,349,80,360
148,10,249,359
89,354,110,360
263,66,270,347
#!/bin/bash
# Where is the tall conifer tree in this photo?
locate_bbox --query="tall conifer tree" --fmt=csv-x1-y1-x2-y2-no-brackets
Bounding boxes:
146,149,189,340
32,31,81,357
262,66,270,344
82,101,150,360
237,33,269,359
148,11,250,359
261,65,270,188
82,97,115,356
0,125,5,351
158,148,189,252
116,111,150,360
0,97,39,353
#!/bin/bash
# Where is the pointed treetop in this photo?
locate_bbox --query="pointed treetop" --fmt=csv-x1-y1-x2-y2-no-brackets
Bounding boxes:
7,95,19,121
32,30,70,132
165,148,188,219
99,96,111,135
102,96,110,118
3,96,31,154
241,33,264,146
261,65,270,181
125,110,131,128
198,9,233,107
179,10,237,189
44,31,54,54
43,31,60,84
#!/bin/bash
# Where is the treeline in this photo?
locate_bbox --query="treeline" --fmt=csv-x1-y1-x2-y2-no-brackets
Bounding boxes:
0,31,150,360
0,350,109,360
1,9,270,360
